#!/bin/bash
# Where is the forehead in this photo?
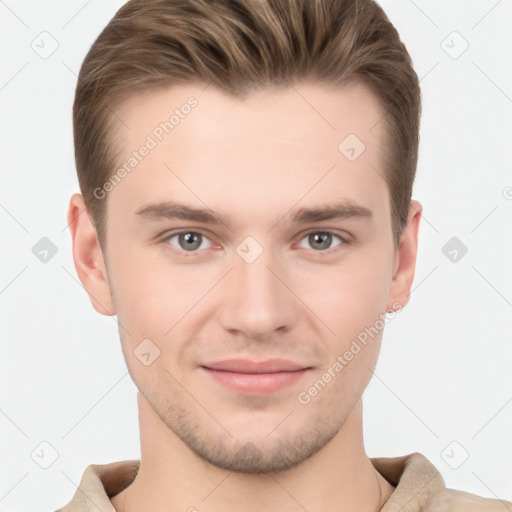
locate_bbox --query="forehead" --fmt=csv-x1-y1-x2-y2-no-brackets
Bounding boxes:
107,81,389,228
115,80,385,152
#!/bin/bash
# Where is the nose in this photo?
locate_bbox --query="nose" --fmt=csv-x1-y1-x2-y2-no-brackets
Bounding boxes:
217,244,299,340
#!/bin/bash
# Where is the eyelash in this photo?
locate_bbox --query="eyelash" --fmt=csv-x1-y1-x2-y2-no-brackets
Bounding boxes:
160,229,350,257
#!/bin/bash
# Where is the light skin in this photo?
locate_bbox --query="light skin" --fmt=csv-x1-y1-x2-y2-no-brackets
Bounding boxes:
68,80,422,512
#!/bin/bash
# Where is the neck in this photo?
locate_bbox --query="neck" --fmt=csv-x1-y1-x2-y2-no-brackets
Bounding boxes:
111,394,395,512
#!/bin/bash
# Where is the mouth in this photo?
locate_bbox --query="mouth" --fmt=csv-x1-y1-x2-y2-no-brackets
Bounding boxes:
200,358,312,395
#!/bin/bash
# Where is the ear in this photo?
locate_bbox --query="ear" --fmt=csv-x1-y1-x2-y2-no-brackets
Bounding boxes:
67,193,115,316
387,200,422,312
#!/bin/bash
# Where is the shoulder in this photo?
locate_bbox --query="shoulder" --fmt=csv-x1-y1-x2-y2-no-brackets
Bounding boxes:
425,487,512,512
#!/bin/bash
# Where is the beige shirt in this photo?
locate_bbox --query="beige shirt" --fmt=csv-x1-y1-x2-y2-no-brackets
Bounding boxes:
56,452,512,511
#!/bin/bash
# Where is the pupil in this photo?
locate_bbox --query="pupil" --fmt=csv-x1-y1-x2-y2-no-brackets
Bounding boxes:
181,232,200,250
311,232,331,250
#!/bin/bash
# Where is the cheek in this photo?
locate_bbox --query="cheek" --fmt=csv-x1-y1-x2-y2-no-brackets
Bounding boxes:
106,243,178,336
107,228,393,347
107,243,216,360
303,252,392,340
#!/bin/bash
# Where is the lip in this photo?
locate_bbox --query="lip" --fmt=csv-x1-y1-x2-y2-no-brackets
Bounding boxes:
202,358,309,373
200,358,312,395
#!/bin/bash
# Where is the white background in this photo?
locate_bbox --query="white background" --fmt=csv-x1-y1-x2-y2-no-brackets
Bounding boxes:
1,0,511,510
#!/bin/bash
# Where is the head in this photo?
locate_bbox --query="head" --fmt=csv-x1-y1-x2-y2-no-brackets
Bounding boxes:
69,0,422,473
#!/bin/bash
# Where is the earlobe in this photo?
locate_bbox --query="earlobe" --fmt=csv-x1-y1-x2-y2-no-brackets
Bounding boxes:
386,200,422,311
67,193,116,316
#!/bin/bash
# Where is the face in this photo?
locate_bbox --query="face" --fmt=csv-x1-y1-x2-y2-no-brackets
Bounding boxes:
70,80,420,473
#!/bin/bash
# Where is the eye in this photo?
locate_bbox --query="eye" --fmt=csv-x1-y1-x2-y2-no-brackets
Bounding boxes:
297,231,347,252
161,229,349,256
163,231,214,254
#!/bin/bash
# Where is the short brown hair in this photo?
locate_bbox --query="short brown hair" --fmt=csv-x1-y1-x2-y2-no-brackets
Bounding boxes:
73,0,421,251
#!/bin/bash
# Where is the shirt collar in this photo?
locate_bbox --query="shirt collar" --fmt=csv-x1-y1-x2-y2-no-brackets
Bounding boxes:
371,452,445,511
57,452,445,512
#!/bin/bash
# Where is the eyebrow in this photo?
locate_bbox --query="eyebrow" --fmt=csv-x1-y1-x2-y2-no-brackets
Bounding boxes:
134,200,373,226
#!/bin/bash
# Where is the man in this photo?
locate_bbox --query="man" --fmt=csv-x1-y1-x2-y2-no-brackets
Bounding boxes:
59,0,512,510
